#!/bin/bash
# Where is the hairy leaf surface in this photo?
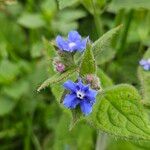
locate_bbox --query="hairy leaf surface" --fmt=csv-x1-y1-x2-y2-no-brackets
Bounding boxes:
88,84,150,140
80,43,96,76
92,25,122,64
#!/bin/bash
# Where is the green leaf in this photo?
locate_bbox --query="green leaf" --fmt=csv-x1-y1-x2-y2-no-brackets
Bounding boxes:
51,20,78,35
37,67,77,92
81,0,104,15
2,80,29,100
108,0,150,12
79,43,96,76
88,84,150,140
0,14,26,53
0,96,16,116
57,0,79,9
58,9,87,22
138,48,150,104
18,13,45,29
0,59,20,85
31,42,44,58
92,25,122,64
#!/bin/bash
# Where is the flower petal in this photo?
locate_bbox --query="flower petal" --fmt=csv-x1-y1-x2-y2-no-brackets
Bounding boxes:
87,89,98,97
80,100,93,115
76,79,86,91
77,37,88,52
55,35,69,51
86,89,97,104
139,59,147,66
63,80,77,92
63,94,79,109
68,31,81,42
143,64,150,70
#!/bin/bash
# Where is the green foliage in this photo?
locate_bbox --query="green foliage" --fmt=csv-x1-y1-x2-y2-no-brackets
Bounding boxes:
53,113,95,150
0,97,16,116
89,84,150,140
57,0,78,9
0,59,20,85
97,68,113,89
18,13,45,29
109,0,150,12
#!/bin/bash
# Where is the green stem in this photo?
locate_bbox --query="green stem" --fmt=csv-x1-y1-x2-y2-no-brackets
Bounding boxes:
91,0,103,37
24,117,32,150
32,133,42,150
96,132,108,150
114,9,125,26
113,9,125,48
117,10,133,57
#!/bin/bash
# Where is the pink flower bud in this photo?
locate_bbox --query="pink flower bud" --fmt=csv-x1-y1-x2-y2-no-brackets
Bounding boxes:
56,62,65,73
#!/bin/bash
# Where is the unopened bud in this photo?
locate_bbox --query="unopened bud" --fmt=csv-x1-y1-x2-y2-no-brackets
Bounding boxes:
55,62,65,73
86,74,101,90
53,58,65,73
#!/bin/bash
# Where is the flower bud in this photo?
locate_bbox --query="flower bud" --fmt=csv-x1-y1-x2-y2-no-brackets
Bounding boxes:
53,58,65,73
86,74,101,90
56,62,65,73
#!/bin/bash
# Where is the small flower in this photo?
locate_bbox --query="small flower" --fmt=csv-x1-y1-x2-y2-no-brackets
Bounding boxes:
63,79,98,115
139,59,150,71
55,31,88,52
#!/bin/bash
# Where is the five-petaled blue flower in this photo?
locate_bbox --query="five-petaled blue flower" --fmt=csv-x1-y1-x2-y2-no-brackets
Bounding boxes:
56,31,88,52
139,59,150,71
63,79,98,115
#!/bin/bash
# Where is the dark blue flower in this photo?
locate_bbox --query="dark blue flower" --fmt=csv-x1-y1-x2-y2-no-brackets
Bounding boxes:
139,59,150,71
63,79,98,115
56,31,88,52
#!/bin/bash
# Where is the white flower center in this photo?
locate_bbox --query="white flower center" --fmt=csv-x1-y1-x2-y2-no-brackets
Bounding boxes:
76,91,85,99
69,42,76,48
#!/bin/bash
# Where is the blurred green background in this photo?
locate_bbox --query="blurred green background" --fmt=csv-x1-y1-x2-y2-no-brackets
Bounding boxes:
0,0,150,149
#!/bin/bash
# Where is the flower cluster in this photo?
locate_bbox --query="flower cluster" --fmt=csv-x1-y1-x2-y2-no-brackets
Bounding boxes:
63,79,98,115
56,31,88,52
139,59,150,71
53,30,98,115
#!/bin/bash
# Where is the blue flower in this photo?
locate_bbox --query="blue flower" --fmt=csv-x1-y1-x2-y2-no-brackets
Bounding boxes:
139,59,150,71
63,79,98,115
56,31,88,52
